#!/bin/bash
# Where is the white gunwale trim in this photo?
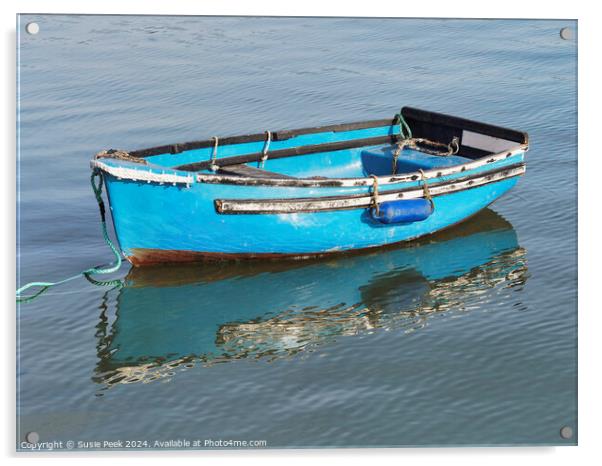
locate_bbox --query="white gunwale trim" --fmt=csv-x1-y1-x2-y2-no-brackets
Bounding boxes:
91,160,194,186
91,144,527,188
215,164,526,214
196,145,528,188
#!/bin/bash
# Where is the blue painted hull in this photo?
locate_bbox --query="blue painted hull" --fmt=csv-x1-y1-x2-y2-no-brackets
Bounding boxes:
104,173,520,263
93,108,528,265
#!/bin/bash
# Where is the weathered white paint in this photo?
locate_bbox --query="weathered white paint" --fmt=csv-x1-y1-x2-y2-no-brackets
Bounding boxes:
216,164,526,214
197,145,527,188
92,144,527,189
91,160,194,186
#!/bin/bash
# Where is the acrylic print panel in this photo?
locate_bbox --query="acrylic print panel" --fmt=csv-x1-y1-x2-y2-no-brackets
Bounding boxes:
16,15,577,450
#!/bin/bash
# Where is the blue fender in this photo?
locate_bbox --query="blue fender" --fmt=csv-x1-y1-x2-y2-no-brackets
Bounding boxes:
371,199,434,224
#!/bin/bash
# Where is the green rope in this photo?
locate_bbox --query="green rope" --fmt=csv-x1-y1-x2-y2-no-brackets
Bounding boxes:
83,272,123,290
16,169,123,302
395,108,413,140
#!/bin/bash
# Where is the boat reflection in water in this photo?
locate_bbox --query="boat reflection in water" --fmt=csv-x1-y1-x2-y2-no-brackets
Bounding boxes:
94,208,528,387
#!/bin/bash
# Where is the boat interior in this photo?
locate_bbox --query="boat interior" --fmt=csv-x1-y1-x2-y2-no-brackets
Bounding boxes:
125,107,528,181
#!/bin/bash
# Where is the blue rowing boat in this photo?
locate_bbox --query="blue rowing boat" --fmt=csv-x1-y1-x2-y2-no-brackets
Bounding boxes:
91,107,528,265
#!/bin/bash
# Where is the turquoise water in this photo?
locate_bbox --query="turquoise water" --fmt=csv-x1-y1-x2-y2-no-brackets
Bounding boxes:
17,16,577,449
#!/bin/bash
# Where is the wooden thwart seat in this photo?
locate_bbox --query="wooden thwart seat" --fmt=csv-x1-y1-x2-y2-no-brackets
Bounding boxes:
217,164,296,180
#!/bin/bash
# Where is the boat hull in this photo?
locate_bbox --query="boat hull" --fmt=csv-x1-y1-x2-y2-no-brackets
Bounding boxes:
104,170,522,265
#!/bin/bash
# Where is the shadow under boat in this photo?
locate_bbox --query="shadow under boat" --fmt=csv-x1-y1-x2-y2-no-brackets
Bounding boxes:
94,208,528,387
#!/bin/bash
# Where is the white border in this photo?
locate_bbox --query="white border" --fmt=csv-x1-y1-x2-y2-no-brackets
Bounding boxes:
90,160,194,186
196,148,526,187
4,2,598,466
93,147,526,188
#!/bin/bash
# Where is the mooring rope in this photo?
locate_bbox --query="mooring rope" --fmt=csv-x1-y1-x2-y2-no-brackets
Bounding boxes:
396,111,413,140
404,136,460,156
391,140,406,174
16,168,123,302
392,109,460,173
95,149,147,165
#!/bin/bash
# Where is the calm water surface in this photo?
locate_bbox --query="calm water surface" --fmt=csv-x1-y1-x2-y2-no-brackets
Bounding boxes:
17,16,577,448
